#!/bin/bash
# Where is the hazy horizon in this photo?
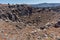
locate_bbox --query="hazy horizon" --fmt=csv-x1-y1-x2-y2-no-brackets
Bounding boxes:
0,0,60,4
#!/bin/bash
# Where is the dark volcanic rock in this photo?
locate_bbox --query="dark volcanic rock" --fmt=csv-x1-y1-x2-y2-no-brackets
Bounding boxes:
54,21,60,28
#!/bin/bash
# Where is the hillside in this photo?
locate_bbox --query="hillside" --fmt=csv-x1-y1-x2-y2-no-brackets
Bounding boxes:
0,4,60,40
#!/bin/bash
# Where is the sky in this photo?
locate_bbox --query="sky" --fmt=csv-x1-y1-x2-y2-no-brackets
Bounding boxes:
0,0,60,4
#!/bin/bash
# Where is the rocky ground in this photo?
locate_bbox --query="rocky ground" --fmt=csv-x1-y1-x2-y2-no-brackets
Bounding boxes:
0,4,60,40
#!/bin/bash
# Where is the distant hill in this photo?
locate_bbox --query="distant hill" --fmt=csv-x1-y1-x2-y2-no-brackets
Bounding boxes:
31,3,60,7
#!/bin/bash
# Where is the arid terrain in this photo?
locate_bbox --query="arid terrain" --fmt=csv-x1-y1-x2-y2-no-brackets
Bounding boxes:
0,4,60,40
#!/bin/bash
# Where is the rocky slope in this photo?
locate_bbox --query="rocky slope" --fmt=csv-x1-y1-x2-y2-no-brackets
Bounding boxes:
0,4,60,40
